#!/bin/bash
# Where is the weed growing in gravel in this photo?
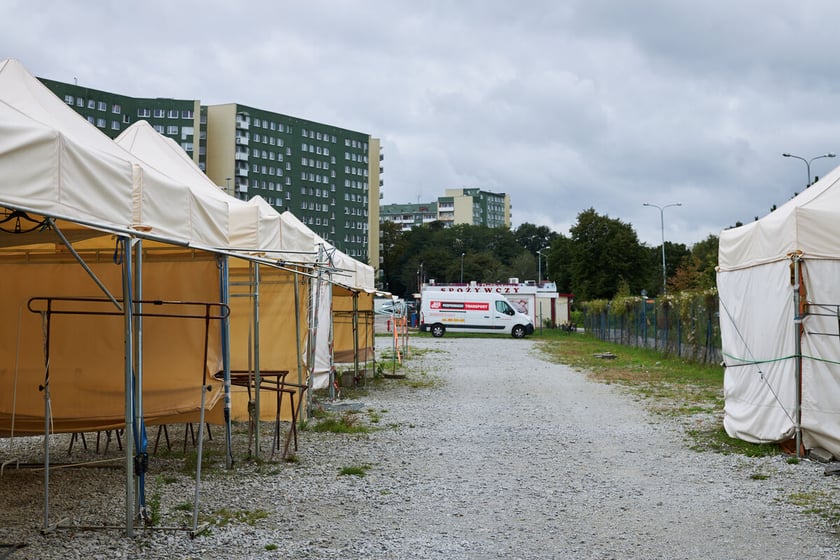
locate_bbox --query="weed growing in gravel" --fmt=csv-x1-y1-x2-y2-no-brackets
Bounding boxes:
685,426,778,457
202,507,269,527
785,491,840,525
265,544,279,551
338,464,370,477
307,411,371,434
147,491,161,526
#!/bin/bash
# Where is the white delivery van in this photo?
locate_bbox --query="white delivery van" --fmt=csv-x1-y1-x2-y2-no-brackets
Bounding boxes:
419,290,535,338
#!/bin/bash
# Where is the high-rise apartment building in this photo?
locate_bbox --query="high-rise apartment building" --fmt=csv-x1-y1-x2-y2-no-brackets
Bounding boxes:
380,188,510,230
38,78,204,168
38,78,382,266
438,188,510,228
379,202,439,231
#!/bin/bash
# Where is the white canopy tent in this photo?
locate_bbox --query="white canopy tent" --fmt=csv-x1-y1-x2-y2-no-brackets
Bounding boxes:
718,163,840,457
0,58,301,535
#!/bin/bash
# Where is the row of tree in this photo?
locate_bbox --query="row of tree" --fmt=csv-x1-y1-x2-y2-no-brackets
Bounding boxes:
379,208,718,301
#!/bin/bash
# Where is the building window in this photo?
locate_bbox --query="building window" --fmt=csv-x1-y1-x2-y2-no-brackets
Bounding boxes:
181,142,193,152
87,116,95,124
75,98,84,107
181,110,193,119
153,108,165,118
112,104,121,114
168,109,179,118
111,121,120,131
153,125,164,133
138,108,151,118
167,125,178,135
96,117,106,128
63,95,74,105
98,101,107,111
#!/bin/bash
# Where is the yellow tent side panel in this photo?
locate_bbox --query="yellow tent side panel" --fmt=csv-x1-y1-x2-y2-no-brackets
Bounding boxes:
0,256,223,435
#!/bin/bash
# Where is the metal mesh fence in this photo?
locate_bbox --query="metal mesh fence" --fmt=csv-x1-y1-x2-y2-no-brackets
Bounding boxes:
581,293,722,365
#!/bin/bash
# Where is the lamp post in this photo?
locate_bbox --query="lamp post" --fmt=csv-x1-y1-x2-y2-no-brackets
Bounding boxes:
537,248,547,283
460,253,465,283
782,152,836,188
642,202,682,296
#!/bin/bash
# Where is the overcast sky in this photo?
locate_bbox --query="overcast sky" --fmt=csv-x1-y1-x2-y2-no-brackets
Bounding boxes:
4,0,840,247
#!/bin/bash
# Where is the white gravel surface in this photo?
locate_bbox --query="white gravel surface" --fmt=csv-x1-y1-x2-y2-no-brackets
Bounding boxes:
2,336,840,559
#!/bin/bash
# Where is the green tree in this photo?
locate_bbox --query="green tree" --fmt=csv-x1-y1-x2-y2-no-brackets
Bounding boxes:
514,223,558,255
568,208,648,300
644,241,691,296
546,234,574,293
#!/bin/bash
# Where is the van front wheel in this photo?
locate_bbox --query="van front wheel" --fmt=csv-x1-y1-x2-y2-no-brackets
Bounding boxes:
431,324,446,338
511,325,526,338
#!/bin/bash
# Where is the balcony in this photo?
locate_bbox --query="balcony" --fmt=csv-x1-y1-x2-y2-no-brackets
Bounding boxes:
234,149,249,161
235,134,250,146
236,115,250,129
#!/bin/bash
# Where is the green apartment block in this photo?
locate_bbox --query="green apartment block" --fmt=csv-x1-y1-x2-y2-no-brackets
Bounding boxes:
38,78,382,267
379,202,439,231
205,104,381,261
381,188,510,230
38,78,204,169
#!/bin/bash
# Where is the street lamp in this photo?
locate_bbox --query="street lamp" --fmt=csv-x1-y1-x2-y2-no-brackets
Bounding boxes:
642,202,682,296
782,152,836,188
537,248,547,283
460,252,465,283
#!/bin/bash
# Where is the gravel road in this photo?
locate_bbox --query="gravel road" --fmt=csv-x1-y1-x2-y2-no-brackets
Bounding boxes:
2,336,840,559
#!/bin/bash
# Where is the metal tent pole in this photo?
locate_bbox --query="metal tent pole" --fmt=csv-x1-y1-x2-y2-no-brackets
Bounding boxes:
41,300,52,533
219,256,233,469
133,239,147,524
253,263,261,457
294,272,305,399
353,292,359,380
793,255,803,458
121,237,135,537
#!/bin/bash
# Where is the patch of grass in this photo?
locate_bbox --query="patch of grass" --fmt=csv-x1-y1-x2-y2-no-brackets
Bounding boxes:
405,374,441,389
784,490,840,524
749,473,770,480
265,544,278,551
182,448,223,475
201,507,269,527
338,464,371,477
307,411,371,434
146,491,161,526
685,426,779,456
173,502,193,512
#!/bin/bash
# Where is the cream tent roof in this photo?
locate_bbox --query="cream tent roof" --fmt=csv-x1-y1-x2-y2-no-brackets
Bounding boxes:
279,210,375,291
115,121,286,253
0,58,231,250
719,163,840,270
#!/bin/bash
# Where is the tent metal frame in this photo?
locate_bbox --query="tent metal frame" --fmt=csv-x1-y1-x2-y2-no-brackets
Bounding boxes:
27,289,229,536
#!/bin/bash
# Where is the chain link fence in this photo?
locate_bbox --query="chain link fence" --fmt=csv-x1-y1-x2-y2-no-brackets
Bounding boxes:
581,292,721,365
